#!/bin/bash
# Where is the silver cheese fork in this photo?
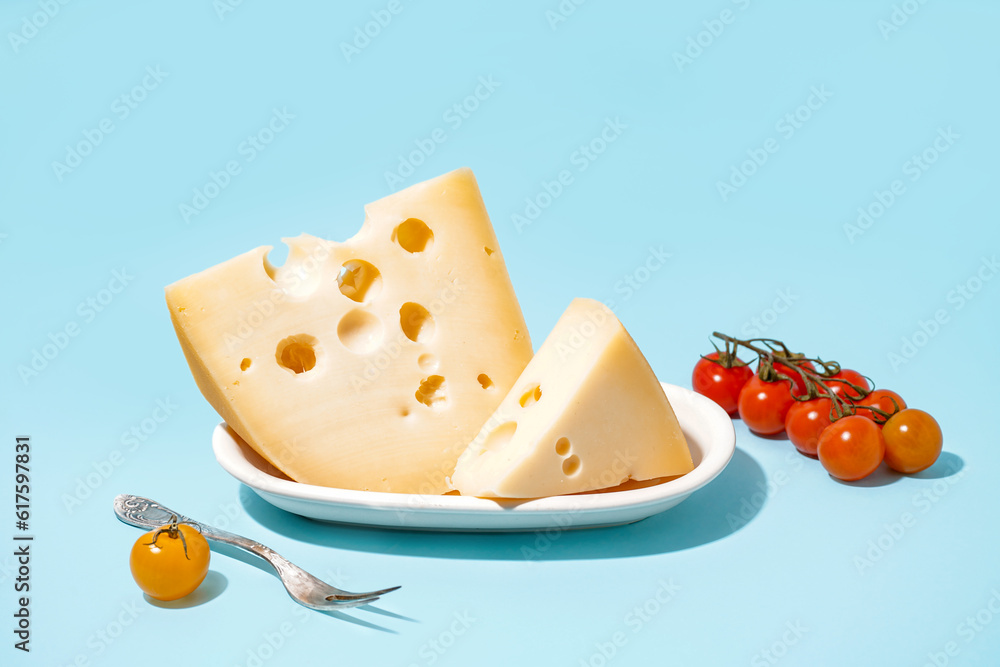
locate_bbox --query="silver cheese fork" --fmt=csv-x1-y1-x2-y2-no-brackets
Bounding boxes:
114,494,399,610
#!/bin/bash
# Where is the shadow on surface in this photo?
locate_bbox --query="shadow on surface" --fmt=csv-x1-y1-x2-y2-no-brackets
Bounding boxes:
315,605,400,633
912,451,964,479
144,570,228,608
831,463,901,488
832,450,965,488
753,430,790,442
205,538,399,630
239,447,767,561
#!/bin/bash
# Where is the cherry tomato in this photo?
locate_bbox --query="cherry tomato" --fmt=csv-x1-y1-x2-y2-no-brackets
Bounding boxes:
130,520,210,601
784,398,833,456
738,374,795,435
857,389,907,424
882,409,942,473
817,416,885,481
692,352,753,414
827,369,870,401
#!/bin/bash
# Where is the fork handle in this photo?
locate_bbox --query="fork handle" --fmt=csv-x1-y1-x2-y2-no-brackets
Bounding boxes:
113,494,285,569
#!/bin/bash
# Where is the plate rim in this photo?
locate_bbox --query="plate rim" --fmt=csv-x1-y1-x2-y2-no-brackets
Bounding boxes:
212,383,736,517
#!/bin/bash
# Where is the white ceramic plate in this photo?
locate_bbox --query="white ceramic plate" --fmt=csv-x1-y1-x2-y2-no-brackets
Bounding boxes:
213,383,735,532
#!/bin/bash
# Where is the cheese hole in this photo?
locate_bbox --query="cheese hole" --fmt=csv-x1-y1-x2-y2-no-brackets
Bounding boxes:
519,384,542,408
240,358,252,371
484,246,494,256
393,218,434,253
262,243,289,279
275,335,318,374
418,353,439,372
415,375,447,410
481,422,517,454
555,437,571,456
400,302,435,343
477,374,494,390
337,310,384,354
337,260,382,303
562,455,581,476
264,240,326,299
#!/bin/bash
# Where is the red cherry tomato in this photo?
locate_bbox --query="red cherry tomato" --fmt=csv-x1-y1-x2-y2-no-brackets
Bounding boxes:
692,352,753,414
857,389,906,424
817,416,885,481
738,374,795,435
828,369,870,401
882,409,942,473
784,398,833,456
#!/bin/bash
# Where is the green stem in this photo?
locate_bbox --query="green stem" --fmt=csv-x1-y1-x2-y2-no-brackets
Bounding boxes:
709,331,894,423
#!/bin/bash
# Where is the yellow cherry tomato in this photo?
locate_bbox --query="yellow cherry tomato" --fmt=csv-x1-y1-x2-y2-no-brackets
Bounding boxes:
882,408,943,474
130,518,210,601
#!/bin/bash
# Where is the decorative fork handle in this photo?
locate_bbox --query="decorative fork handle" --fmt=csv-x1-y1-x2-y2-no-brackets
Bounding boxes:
113,494,289,572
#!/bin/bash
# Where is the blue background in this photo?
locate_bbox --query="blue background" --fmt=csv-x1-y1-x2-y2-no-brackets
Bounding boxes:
3,1,998,665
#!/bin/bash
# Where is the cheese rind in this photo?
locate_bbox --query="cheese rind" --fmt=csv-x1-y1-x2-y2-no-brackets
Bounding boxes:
166,168,533,494
451,298,694,498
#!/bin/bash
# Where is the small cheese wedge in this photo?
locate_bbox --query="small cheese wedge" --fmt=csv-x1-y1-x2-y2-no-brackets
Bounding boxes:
451,298,693,498
166,168,533,494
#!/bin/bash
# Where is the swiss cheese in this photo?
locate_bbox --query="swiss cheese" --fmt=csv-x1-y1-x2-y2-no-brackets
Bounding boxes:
451,298,694,498
166,168,533,494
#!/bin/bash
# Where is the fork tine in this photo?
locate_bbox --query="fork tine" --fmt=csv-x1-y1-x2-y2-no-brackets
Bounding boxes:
320,596,380,610
326,585,401,602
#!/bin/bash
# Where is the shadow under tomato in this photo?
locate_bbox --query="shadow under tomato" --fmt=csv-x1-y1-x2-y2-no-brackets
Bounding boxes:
911,451,964,480
237,447,768,561
829,450,964,488
143,570,228,609
829,463,900,488
750,429,790,442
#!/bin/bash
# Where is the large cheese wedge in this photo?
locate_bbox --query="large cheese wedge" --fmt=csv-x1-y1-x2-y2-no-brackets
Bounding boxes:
166,168,533,494
451,298,693,498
